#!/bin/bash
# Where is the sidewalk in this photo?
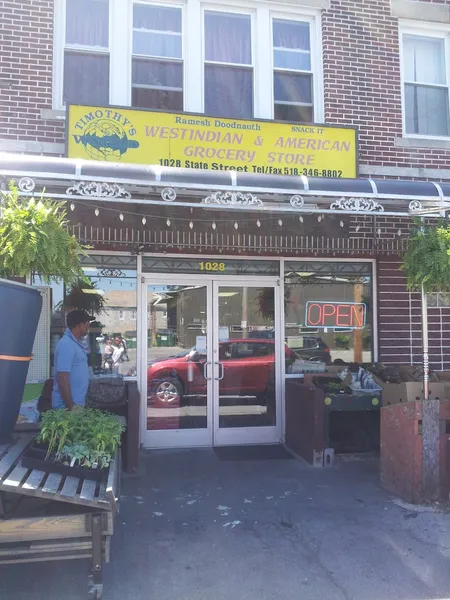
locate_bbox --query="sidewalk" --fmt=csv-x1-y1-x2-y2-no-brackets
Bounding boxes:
1,447,450,600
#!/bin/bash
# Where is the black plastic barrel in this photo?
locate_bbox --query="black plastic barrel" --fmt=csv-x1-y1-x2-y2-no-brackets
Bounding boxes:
0,279,42,443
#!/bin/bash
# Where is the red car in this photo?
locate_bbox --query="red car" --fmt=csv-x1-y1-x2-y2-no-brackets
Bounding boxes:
147,339,297,407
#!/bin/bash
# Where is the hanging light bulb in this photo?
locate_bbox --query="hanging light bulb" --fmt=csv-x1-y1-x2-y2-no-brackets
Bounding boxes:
317,215,322,223
397,228,402,236
119,213,124,221
234,222,239,230
189,221,194,229
340,220,344,228
142,217,147,225
212,222,217,230
355,225,360,233
377,228,381,236
94,208,99,217
256,219,261,228
70,203,75,211
166,218,171,227
278,219,283,227
299,215,304,223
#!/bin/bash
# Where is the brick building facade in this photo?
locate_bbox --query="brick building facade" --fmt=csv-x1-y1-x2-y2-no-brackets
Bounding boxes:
3,0,450,177
2,0,450,447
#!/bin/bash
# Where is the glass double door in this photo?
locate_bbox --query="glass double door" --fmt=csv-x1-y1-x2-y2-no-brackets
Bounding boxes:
142,277,281,447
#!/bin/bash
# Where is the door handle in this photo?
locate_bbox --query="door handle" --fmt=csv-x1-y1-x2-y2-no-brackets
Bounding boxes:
215,362,224,381
204,361,212,381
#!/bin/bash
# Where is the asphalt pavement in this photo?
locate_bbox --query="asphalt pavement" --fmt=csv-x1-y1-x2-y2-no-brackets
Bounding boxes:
1,447,450,600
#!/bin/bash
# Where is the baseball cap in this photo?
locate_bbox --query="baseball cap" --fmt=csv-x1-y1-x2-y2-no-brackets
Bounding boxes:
66,309,95,329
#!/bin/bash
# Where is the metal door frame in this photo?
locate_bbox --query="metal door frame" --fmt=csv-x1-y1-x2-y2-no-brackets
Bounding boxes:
212,279,282,446
140,274,282,448
140,275,214,448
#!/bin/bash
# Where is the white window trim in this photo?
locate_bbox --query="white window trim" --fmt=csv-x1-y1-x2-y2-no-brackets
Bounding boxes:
201,5,255,116
270,12,322,122
130,0,185,109
53,0,112,110
399,19,450,141
53,0,323,123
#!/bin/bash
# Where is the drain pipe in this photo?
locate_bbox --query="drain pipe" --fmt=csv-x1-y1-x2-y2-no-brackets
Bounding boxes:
421,283,429,400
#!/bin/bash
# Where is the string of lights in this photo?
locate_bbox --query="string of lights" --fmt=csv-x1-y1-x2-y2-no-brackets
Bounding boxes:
68,199,349,229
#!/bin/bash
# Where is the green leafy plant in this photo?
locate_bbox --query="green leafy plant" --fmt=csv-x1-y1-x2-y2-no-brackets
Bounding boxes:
325,381,346,391
64,278,106,315
0,184,87,283
37,409,124,470
335,333,350,349
402,219,450,292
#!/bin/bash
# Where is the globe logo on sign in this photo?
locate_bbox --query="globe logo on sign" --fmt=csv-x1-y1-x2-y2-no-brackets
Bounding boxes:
72,110,140,162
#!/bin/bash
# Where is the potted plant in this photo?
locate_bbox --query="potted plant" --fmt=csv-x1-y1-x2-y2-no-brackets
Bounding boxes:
0,185,87,443
396,219,450,501
21,408,124,480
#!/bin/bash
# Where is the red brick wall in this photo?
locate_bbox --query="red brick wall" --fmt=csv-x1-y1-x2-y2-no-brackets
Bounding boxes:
2,0,450,174
378,256,450,370
0,0,64,145
322,0,450,173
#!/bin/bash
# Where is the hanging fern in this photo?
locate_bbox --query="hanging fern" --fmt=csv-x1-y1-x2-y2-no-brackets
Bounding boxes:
402,219,450,292
65,278,106,316
0,184,87,283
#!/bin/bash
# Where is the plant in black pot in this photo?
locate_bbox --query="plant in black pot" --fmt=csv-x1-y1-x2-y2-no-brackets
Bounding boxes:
0,185,87,443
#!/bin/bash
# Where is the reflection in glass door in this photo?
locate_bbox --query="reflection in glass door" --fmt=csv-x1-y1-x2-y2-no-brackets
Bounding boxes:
213,284,282,446
142,278,282,447
145,283,212,446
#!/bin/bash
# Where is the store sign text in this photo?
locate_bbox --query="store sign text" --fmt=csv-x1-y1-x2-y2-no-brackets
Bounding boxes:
305,302,366,329
67,105,358,178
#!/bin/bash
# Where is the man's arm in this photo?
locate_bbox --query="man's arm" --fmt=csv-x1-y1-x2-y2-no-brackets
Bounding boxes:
56,372,75,410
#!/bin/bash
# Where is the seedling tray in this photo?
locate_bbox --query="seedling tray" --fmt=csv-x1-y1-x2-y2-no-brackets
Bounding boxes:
312,376,352,395
21,443,107,482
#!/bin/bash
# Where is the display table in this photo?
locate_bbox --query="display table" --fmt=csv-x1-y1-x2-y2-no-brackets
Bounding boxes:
0,433,121,599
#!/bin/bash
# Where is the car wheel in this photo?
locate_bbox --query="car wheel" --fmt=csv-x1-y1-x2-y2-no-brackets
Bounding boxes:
308,356,323,363
153,378,183,405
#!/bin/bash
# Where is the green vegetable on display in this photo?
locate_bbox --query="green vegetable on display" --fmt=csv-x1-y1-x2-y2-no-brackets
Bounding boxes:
37,408,124,471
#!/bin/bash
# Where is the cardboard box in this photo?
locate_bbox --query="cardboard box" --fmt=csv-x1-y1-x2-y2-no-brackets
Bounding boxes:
376,379,446,406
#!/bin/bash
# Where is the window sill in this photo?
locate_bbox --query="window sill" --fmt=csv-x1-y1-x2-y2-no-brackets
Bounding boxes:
41,109,66,120
395,136,450,150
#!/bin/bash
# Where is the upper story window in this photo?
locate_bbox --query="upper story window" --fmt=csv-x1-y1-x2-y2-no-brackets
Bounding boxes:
132,3,184,110
401,30,450,136
204,11,253,119
63,0,110,106
273,19,314,123
55,1,323,123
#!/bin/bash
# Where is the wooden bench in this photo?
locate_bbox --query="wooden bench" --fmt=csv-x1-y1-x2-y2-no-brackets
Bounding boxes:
0,433,121,599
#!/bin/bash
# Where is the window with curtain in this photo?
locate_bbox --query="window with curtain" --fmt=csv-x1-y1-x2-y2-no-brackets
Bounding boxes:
403,33,449,136
273,19,313,123
63,0,110,106
132,3,183,110
204,11,253,119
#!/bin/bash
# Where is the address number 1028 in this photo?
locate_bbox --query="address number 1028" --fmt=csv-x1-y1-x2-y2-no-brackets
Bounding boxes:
199,261,226,272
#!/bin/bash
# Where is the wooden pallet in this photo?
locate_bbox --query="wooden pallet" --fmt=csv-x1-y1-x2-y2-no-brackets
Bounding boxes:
0,433,122,599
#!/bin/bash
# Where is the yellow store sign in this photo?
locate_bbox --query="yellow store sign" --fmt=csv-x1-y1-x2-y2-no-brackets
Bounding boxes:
67,105,358,178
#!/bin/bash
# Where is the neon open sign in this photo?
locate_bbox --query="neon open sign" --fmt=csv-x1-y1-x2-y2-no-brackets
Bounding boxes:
305,301,366,329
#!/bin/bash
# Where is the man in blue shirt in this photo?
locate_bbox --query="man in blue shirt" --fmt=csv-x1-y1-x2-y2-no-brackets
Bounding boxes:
52,309,95,410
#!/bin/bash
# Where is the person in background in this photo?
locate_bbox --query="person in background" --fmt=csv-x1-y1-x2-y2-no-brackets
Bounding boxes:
52,309,94,410
111,336,125,372
103,337,114,371
120,335,130,362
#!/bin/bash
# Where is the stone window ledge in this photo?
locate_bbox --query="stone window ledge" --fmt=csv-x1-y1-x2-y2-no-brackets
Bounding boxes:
395,136,450,151
41,109,66,120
